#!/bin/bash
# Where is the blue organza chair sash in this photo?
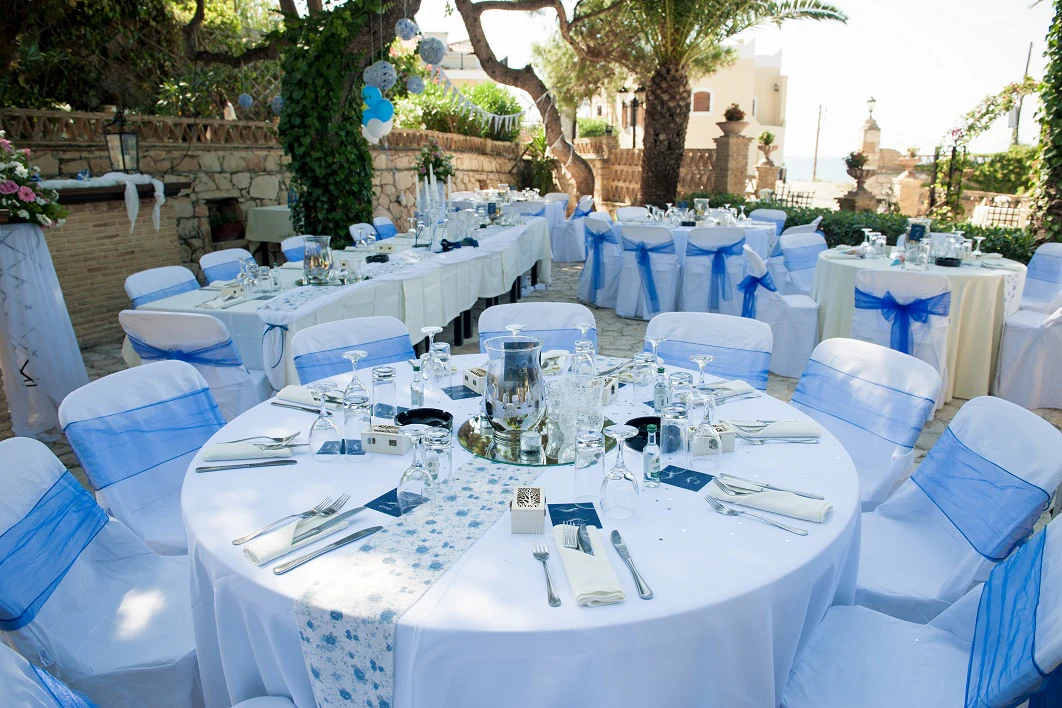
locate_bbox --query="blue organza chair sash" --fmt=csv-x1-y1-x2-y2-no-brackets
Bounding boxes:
293,334,415,384
202,260,242,284
63,387,224,490
760,216,786,238
854,288,952,355
479,328,595,353
527,206,546,217
965,530,1062,707
791,359,934,447
622,237,677,314
769,239,783,258
128,335,244,369
782,241,827,272
685,238,746,311
32,664,98,707
584,222,619,291
1028,251,1062,284
912,428,1049,561
0,472,108,631
651,338,770,390
131,280,199,308
573,203,592,218
283,245,305,262
374,223,398,240
736,272,778,319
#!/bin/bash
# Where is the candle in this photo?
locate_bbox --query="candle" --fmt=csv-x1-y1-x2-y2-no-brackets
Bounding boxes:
447,175,452,202
415,175,420,214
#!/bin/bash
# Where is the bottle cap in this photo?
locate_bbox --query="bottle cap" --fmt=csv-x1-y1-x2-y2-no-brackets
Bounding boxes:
657,366,665,373
646,424,657,433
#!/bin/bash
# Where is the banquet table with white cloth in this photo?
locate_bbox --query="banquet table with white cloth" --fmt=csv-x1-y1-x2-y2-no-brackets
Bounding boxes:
183,354,860,708
810,250,1027,401
142,219,552,388
612,220,777,262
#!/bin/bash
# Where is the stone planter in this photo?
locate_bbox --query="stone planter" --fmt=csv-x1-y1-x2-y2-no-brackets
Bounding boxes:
838,166,880,212
758,144,779,166
898,156,920,180
717,120,748,137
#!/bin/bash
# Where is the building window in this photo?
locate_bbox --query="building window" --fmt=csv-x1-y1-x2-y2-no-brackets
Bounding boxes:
622,104,630,128
692,91,712,113
752,97,758,118
597,105,603,117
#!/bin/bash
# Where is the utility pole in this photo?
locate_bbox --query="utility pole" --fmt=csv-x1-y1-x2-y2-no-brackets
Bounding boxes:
812,105,825,182
1013,42,1033,145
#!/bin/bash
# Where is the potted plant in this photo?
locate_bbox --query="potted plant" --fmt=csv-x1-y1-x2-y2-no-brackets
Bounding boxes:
757,131,778,165
899,146,920,179
718,103,748,136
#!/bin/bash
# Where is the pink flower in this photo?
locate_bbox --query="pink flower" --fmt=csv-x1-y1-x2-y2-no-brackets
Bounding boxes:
22,148,31,158
17,186,36,202
0,139,10,152
0,180,18,195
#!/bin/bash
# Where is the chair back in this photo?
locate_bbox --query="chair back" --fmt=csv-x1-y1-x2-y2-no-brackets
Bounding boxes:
124,266,199,308
199,248,253,284
349,223,376,242
509,201,547,217
748,209,787,238
586,211,612,223
620,225,678,316
58,361,223,551
780,216,823,236
779,231,827,293
372,216,398,240
544,192,570,205
736,244,780,319
291,316,414,384
478,303,596,352
281,235,305,262
0,640,97,707
573,195,595,218
449,191,476,200
616,206,650,222
1024,242,1062,306
683,227,747,315
646,312,772,390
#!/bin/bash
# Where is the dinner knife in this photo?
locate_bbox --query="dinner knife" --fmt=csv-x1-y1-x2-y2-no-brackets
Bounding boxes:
270,401,330,414
610,530,653,600
577,524,595,557
273,525,383,575
292,507,367,543
195,459,298,473
719,474,825,501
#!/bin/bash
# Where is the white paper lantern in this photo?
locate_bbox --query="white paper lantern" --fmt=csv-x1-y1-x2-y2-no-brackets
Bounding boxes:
406,75,425,95
395,18,419,41
419,37,446,66
363,60,398,92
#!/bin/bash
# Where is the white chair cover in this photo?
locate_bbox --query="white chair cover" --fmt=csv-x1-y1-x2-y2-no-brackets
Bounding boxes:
543,192,570,205
769,218,824,282
741,245,819,378
372,216,398,240
234,699,297,708
995,307,1062,410
508,201,547,217
349,223,376,242
616,206,650,222
478,303,596,352
748,208,786,238
550,196,597,262
778,231,827,295
577,218,623,308
856,395,1062,623
200,247,253,284
280,235,305,262
449,191,475,200
124,266,199,308
290,316,415,384
679,227,746,316
646,312,773,390
790,338,940,509
779,216,823,237
1021,242,1062,313
0,437,198,707
0,641,98,707
587,211,612,223
615,225,679,320
59,361,225,555
851,270,951,407
574,195,594,217
119,310,272,420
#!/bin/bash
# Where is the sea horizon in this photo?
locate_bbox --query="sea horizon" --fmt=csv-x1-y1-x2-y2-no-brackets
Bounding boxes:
780,155,854,184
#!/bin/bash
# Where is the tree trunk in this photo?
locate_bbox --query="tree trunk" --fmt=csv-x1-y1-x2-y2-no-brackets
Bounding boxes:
640,60,690,207
453,0,596,198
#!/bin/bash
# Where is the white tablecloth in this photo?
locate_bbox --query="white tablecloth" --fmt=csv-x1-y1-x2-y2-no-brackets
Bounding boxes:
143,219,552,388
810,251,1027,401
183,354,861,708
613,221,776,262
245,206,295,244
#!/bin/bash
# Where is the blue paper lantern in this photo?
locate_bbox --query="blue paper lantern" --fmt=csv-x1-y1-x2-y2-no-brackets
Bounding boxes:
406,75,425,95
419,37,446,66
363,60,398,92
237,93,253,109
271,96,284,115
395,18,419,41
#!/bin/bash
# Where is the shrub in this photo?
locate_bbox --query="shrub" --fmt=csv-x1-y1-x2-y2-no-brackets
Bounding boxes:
844,151,868,170
759,131,775,146
968,145,1037,195
723,103,745,121
394,80,522,142
577,117,610,137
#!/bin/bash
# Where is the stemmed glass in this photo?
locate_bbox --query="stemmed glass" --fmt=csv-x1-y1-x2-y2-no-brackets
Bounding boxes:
738,205,747,221
343,350,369,398
397,424,435,514
575,322,594,348
505,323,525,337
421,325,443,381
307,382,342,462
689,353,714,386
645,336,667,365
342,350,372,461
688,392,722,471
861,228,873,250
600,424,640,520
973,236,987,266
631,352,656,404
571,340,596,377
430,342,452,391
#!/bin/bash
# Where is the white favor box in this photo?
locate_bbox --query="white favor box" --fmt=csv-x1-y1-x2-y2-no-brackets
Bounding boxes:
600,376,620,405
509,486,546,534
462,366,487,394
220,283,243,300
714,422,735,453
362,425,413,455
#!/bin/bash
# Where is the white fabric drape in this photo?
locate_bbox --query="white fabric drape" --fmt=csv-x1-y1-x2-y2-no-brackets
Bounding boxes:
40,173,165,233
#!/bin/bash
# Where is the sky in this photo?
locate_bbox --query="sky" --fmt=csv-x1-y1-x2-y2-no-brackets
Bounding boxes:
414,0,1054,158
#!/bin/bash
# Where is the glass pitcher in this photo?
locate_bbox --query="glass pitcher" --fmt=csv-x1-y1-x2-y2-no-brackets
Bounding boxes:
483,336,546,447
303,235,334,285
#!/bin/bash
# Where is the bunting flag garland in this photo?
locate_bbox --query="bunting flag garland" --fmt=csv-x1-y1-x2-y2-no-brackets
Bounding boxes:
424,65,551,134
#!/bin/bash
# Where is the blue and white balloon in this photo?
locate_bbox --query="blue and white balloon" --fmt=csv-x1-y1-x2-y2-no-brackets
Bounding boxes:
361,86,394,145
395,18,419,41
406,75,425,95
363,60,398,92
237,93,253,109
271,96,284,114
419,37,446,66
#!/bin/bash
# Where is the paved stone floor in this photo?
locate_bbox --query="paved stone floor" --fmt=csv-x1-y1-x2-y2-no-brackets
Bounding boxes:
56,259,1062,523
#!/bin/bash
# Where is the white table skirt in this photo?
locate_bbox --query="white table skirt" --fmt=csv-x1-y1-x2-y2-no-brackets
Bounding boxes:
612,221,776,263
183,354,861,708
810,251,1027,401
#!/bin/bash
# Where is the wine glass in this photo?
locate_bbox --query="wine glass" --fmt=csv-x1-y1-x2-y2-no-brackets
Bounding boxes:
430,342,451,392
421,325,443,380
688,392,722,471
644,336,667,365
505,323,525,337
689,353,714,386
398,424,435,514
571,340,596,377
307,382,342,462
738,205,747,221
861,228,873,249
343,350,369,398
631,352,656,404
575,322,595,349
973,236,987,266
600,424,640,520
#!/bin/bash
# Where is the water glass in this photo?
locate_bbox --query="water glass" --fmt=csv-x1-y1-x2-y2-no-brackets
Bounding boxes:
424,427,453,485
571,339,596,377
430,342,452,391
307,382,342,462
660,404,688,468
667,372,694,409
631,352,656,404
574,431,606,502
257,266,273,293
371,365,398,423
397,424,435,514
601,425,639,520
341,393,373,462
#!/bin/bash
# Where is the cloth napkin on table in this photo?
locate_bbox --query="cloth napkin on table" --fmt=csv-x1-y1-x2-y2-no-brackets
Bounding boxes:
707,479,832,523
202,442,293,461
551,525,625,607
276,385,340,410
742,420,821,440
281,261,303,270
710,380,756,400
242,514,355,567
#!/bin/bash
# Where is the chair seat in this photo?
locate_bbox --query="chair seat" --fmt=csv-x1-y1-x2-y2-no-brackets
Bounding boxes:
782,605,968,708
781,293,818,310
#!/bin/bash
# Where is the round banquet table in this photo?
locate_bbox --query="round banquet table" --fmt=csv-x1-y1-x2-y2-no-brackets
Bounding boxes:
810,250,1027,402
183,354,860,708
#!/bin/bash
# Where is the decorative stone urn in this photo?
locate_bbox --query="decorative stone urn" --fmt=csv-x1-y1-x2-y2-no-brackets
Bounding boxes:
838,167,880,212
757,144,779,166
717,120,748,137
898,155,920,180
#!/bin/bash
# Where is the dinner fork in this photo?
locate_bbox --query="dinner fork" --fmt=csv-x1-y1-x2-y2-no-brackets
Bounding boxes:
715,392,760,405
703,494,808,536
222,433,300,445
532,536,561,607
734,431,820,445
561,522,580,551
231,494,348,546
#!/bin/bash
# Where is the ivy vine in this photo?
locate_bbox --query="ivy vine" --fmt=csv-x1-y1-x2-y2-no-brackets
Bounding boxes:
279,1,383,243
1031,0,1062,244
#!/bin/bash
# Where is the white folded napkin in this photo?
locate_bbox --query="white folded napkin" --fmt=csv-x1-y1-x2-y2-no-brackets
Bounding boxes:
540,349,570,375
551,525,625,607
242,514,354,566
710,380,756,399
275,385,340,410
202,442,293,461
708,479,832,522
745,420,821,440
281,261,303,269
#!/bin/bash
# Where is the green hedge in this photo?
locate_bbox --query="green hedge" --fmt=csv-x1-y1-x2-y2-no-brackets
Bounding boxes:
683,191,1038,263
577,117,610,137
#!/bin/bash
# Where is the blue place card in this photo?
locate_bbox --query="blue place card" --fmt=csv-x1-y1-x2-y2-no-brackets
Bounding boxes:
364,488,426,517
443,385,481,401
373,404,410,418
659,465,714,492
547,503,602,528
315,439,367,456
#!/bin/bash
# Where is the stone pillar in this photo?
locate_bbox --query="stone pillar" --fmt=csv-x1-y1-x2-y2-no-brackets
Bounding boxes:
860,117,881,171
713,134,753,195
756,164,780,193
